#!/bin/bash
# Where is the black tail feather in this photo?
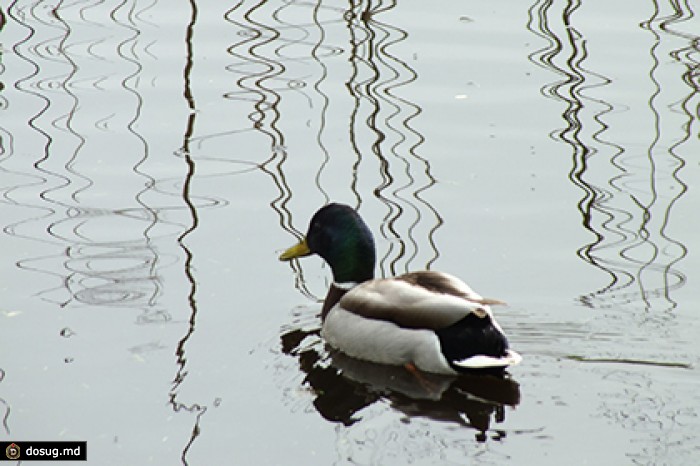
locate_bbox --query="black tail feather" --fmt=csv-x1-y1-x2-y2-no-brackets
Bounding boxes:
435,314,509,372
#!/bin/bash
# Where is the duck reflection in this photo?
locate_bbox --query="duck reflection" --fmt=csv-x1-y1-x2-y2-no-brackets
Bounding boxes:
280,326,520,439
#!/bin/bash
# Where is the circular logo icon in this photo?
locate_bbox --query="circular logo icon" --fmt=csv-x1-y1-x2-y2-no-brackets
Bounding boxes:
6,443,20,460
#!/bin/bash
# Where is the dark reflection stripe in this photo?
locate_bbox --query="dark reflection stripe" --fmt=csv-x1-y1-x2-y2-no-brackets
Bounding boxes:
527,0,691,313
344,0,441,277
642,0,697,309
224,0,348,301
224,0,293,235
353,0,405,278
310,0,332,205
7,0,59,219
3,0,174,313
6,0,74,307
527,3,697,459
169,4,206,466
225,0,444,295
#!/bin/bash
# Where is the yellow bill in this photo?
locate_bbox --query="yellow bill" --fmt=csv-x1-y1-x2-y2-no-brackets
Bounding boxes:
279,238,312,261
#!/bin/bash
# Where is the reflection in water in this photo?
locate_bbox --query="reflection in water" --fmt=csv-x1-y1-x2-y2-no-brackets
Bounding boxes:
2,0,206,460
635,1,696,313
169,0,205,464
344,0,442,276
528,0,698,463
280,323,520,439
0,368,8,435
222,0,333,300
3,0,172,313
3,0,698,462
527,0,692,316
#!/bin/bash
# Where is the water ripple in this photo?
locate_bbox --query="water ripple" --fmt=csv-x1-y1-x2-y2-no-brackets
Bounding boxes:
337,0,442,276
528,0,698,462
528,0,691,317
2,0,211,318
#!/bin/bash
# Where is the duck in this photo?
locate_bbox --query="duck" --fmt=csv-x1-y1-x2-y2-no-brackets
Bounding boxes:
279,203,521,375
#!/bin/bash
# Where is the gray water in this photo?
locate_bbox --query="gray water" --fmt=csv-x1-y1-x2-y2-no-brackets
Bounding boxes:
1,0,699,464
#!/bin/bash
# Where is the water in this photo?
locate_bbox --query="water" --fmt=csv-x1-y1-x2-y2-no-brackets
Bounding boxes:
1,0,699,464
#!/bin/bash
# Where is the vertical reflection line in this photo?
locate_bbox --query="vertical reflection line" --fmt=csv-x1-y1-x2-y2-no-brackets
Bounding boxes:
311,0,331,205
639,0,692,310
344,1,366,209
6,0,77,304
225,0,295,233
50,2,91,205
171,1,205,464
243,1,296,236
4,0,47,224
634,3,663,311
658,65,692,306
348,0,403,278
14,0,70,225
344,0,440,274
374,1,440,272
111,0,162,313
118,0,161,259
560,0,595,231
3,3,51,309
375,0,413,276
366,12,404,279
252,2,316,298
0,367,8,435
224,1,314,300
529,0,628,298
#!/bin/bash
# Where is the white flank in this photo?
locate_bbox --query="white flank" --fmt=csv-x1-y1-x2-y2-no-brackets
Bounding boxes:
322,307,457,375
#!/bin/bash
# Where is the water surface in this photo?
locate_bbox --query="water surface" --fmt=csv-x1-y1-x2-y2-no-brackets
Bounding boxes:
1,0,699,464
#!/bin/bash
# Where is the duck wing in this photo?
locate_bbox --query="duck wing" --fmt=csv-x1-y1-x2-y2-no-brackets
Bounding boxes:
338,270,503,330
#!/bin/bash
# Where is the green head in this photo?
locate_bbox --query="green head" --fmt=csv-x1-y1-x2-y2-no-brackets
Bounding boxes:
279,203,376,283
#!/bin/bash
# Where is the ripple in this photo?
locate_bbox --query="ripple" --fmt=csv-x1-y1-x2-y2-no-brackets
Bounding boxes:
527,1,698,462
528,0,690,316
287,78,306,88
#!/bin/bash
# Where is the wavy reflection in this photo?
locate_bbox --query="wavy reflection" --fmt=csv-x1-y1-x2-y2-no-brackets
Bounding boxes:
3,0,206,458
528,0,690,315
168,1,205,465
344,0,442,276
279,322,520,439
3,0,166,311
633,1,695,314
223,0,336,300
528,0,697,462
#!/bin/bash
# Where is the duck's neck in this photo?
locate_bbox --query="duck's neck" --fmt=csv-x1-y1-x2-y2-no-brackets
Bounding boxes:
330,260,374,285
322,253,373,320
321,281,358,320
322,222,376,284
318,217,375,317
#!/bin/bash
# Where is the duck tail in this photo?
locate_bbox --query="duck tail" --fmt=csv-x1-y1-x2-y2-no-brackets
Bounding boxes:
436,313,520,371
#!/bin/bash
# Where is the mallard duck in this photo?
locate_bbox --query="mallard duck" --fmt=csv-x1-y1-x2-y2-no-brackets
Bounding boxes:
279,203,521,375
